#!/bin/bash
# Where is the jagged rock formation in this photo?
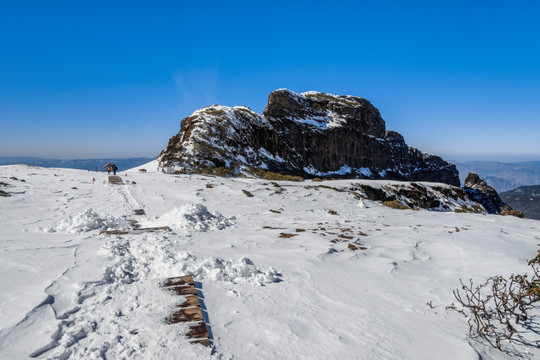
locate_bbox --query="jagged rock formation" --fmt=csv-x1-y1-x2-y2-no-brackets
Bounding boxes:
463,172,512,214
350,182,484,213
159,89,460,186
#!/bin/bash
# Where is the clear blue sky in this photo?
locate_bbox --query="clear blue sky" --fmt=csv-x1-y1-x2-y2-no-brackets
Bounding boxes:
1,0,539,161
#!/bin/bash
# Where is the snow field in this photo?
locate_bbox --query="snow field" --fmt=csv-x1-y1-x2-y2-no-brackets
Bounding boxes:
0,164,539,359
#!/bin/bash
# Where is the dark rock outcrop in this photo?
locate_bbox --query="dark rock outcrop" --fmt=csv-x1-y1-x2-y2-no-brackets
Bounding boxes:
352,182,472,211
463,172,512,214
159,89,460,186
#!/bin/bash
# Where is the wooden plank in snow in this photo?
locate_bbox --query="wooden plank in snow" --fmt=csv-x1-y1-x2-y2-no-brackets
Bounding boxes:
180,295,200,308
108,175,123,184
99,226,171,235
167,285,198,296
161,275,211,347
162,275,195,287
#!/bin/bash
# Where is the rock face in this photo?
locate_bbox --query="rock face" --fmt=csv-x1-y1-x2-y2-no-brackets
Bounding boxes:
159,89,460,186
463,172,512,214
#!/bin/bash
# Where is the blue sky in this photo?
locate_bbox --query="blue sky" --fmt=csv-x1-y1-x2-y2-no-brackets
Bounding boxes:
1,1,539,161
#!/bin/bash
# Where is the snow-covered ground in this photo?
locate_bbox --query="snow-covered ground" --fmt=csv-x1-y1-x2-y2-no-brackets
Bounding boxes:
0,164,539,359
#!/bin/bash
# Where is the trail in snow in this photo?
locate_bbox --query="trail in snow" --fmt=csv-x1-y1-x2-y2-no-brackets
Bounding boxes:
2,176,275,359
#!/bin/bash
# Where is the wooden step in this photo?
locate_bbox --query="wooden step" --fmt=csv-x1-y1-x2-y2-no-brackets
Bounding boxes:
108,175,123,184
99,226,171,235
161,275,211,347
162,275,195,287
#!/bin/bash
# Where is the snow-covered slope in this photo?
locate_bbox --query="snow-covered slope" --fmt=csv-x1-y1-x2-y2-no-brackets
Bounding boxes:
0,165,538,359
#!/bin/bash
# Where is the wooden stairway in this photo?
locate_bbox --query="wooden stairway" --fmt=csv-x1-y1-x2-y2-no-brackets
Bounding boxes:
161,275,211,347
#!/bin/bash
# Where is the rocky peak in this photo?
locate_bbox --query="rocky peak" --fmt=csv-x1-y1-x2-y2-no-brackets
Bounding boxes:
263,89,386,138
463,172,512,214
158,89,460,186
464,172,488,189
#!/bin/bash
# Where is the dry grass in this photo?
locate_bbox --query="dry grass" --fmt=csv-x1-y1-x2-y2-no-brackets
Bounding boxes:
247,167,303,182
501,210,525,218
382,200,410,210
212,167,235,177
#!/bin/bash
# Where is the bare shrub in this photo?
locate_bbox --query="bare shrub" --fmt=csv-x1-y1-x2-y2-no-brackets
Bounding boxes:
449,254,540,350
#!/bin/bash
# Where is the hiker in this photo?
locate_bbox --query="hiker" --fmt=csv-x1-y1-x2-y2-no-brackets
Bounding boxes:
107,166,111,174
112,164,118,175
92,177,95,184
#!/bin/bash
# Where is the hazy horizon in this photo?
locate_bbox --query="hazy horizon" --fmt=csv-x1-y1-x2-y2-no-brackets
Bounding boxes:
1,154,539,165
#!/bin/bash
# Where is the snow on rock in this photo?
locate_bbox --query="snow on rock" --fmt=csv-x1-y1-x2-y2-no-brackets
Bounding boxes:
143,203,235,231
42,208,129,234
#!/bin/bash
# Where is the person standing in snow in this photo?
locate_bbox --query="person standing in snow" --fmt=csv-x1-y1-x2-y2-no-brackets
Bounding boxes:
112,164,118,175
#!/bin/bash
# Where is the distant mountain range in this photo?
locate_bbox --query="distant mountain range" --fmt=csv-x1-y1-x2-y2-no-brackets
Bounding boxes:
0,157,154,172
454,161,540,192
500,185,540,220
